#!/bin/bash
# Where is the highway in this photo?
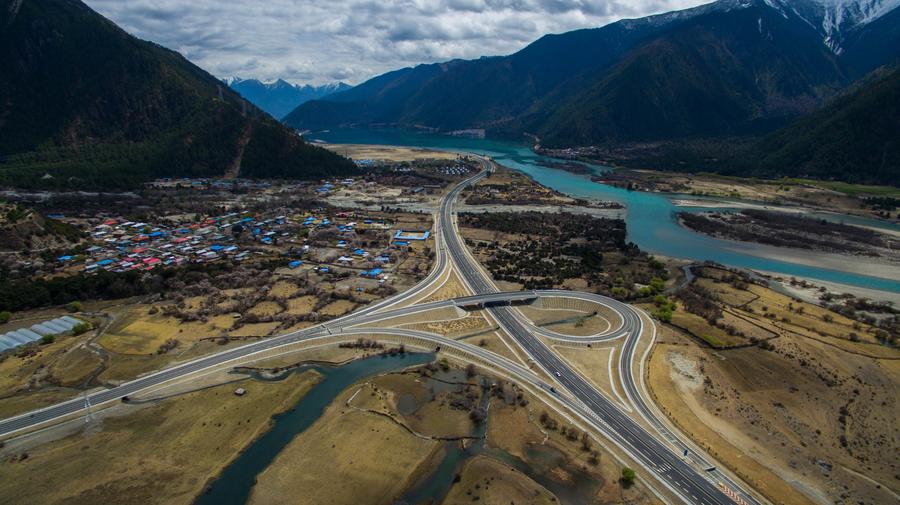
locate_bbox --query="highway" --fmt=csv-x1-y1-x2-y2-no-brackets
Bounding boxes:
0,159,761,505
441,160,754,505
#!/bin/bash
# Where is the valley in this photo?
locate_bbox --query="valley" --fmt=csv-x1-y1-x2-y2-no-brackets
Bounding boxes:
1,1,898,505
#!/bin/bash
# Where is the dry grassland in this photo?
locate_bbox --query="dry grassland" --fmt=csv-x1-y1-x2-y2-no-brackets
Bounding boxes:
442,456,557,505
249,398,438,505
322,144,458,161
648,320,900,505
0,371,321,505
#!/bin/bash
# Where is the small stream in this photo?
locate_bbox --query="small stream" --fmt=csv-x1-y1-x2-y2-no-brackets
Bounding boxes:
194,352,434,505
396,371,602,505
195,354,600,505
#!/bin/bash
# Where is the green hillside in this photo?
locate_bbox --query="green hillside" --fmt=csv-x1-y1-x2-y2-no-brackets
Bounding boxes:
0,0,356,189
751,66,900,185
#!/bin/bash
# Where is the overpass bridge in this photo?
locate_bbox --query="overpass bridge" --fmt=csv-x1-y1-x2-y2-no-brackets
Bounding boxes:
452,291,538,309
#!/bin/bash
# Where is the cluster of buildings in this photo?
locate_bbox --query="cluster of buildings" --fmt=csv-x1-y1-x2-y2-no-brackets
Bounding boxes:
55,206,433,280
434,163,473,177
63,212,293,273
145,178,275,190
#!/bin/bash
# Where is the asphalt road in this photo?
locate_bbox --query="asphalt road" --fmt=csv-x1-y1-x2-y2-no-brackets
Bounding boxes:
0,162,759,505
443,161,749,505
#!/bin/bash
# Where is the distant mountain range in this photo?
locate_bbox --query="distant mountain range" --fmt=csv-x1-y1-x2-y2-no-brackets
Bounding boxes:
0,0,356,190
227,78,352,120
285,0,899,184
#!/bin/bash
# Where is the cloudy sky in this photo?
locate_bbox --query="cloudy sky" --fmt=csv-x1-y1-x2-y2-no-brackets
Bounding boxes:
85,0,708,85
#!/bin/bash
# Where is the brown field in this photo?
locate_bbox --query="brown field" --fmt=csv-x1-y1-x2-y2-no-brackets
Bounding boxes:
648,322,900,505
370,372,476,439
623,169,894,220
441,455,556,505
319,299,357,317
668,302,743,348
98,309,217,355
228,322,281,337
0,371,321,505
285,295,317,314
519,306,613,336
0,389,77,419
420,271,471,303
98,340,248,383
553,345,622,405
655,267,893,354
249,395,438,505
48,345,102,387
247,300,283,317
458,330,524,364
0,335,85,397
486,397,660,505
269,280,301,298
402,315,493,338
322,143,458,161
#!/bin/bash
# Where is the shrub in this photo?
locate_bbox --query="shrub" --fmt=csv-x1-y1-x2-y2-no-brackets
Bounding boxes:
621,467,636,488
66,301,83,313
0,311,10,324
72,322,91,335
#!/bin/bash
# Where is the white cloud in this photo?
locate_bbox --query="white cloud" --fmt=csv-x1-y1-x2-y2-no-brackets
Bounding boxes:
84,0,708,85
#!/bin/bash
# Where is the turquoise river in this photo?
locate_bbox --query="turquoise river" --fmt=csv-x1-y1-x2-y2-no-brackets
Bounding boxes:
311,129,900,294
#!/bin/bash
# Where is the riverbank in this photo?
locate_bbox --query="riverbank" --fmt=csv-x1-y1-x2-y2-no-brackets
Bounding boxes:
308,128,900,294
679,210,899,261
589,167,900,222
0,369,322,505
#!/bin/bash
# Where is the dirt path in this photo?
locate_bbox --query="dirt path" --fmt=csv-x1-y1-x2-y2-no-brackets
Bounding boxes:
224,123,253,179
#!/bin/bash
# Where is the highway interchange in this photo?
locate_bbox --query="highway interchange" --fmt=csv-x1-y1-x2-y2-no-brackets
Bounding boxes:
0,157,763,505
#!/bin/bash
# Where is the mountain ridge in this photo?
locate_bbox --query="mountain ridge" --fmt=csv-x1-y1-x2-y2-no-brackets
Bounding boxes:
227,78,352,119
0,0,357,189
283,0,898,183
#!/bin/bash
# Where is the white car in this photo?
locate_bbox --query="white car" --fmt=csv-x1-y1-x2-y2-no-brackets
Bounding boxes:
555,371,561,378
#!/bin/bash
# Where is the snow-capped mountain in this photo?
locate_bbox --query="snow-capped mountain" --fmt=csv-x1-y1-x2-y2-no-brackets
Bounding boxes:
227,78,352,119
622,0,899,54
766,0,900,52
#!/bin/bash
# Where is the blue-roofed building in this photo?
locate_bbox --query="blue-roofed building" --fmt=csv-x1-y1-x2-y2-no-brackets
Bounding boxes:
394,230,430,241
5,332,32,346
30,324,57,336
50,318,75,331
0,337,16,351
58,255,73,262
288,260,303,269
18,328,43,341
43,321,69,333
361,268,383,278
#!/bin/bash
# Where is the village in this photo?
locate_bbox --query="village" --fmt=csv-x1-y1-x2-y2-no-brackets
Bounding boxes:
58,197,431,282
0,158,458,357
